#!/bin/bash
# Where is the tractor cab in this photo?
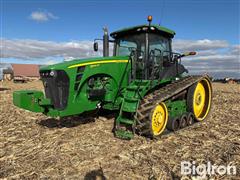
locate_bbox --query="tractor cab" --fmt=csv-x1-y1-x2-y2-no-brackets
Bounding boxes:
94,16,189,81
111,23,177,80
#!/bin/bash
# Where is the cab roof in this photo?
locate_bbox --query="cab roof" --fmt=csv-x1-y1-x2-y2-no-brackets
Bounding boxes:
110,24,175,39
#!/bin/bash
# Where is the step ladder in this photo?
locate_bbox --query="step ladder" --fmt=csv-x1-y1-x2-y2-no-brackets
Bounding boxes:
114,81,149,139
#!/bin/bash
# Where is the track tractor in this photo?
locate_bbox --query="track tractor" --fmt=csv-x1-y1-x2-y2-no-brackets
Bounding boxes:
13,16,212,139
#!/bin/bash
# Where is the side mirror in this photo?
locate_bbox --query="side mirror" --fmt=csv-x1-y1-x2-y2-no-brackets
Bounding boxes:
93,42,98,51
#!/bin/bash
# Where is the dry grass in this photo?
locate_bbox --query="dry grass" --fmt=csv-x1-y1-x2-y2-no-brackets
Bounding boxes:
0,81,239,179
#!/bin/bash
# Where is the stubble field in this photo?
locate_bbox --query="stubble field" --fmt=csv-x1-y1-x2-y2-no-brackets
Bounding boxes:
0,81,239,179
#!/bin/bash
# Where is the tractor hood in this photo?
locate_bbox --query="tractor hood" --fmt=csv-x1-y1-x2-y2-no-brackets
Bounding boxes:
13,55,130,118
40,56,129,71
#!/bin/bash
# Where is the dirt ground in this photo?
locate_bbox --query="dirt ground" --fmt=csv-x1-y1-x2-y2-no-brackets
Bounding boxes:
0,81,239,179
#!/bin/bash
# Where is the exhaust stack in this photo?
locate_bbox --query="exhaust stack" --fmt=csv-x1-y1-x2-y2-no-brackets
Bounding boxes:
103,27,109,57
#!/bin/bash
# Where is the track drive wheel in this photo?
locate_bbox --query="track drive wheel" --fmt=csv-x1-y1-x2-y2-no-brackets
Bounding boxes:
136,102,168,137
187,77,212,121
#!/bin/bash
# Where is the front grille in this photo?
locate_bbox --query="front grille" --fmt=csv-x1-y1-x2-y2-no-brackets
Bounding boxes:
40,70,69,110
74,66,85,91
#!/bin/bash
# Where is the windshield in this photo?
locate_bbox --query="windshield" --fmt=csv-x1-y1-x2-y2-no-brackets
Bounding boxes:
116,33,171,57
148,33,171,56
116,33,145,56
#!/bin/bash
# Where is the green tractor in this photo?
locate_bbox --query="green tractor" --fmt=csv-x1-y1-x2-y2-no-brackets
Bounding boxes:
13,16,212,139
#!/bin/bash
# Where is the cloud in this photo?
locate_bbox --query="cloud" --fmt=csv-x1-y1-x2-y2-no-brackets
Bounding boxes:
183,52,239,62
45,60,61,65
0,38,239,78
0,38,102,61
173,39,229,51
171,39,239,78
231,45,240,55
178,50,239,78
29,11,58,22
0,63,12,69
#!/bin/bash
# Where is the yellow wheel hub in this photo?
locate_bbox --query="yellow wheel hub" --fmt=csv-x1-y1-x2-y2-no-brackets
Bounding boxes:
151,102,168,136
193,79,212,121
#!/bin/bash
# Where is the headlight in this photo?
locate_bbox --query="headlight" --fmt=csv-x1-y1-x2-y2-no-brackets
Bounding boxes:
50,70,55,77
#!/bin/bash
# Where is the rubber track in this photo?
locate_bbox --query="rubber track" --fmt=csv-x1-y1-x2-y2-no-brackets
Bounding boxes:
135,75,210,137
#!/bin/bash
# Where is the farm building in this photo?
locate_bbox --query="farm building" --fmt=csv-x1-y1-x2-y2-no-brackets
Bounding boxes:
3,68,13,81
224,77,237,84
11,64,40,82
0,63,12,81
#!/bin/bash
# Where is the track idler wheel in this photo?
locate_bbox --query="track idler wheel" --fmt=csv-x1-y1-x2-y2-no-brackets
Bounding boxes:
180,115,187,128
166,117,180,131
187,77,212,121
186,113,194,126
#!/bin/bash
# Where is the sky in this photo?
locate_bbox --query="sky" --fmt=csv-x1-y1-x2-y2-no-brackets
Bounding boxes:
0,0,239,78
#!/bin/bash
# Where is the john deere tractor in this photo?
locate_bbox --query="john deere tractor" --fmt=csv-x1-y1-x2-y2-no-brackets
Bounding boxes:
13,16,212,139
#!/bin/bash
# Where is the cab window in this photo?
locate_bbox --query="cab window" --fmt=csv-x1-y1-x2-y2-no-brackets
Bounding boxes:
116,33,145,56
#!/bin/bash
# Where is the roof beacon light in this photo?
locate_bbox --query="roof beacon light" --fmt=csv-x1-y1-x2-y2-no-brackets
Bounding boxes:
189,52,197,55
180,51,197,58
184,52,197,56
147,15,152,26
